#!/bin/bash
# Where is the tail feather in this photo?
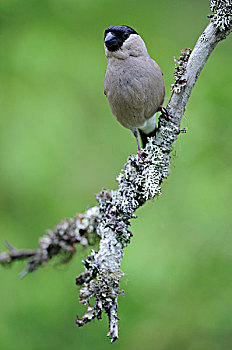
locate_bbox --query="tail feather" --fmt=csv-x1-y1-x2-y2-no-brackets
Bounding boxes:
138,113,157,148
138,128,157,148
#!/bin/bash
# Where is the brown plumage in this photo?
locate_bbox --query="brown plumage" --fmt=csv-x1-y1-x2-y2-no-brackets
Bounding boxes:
104,25,165,150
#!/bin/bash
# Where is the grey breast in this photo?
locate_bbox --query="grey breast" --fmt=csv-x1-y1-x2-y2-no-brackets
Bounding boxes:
104,56,165,130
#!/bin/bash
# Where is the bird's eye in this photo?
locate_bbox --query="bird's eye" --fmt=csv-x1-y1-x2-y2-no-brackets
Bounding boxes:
104,27,131,51
115,30,129,41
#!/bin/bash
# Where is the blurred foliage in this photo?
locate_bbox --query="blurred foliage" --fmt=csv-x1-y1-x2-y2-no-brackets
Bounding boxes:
0,0,232,349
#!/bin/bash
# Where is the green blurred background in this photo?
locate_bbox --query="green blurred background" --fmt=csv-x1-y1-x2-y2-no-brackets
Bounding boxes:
0,0,231,349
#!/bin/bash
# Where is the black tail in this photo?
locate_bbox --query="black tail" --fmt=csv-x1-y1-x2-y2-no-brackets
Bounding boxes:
138,128,157,148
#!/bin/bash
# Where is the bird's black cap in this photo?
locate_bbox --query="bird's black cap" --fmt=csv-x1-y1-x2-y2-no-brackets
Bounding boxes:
104,25,138,52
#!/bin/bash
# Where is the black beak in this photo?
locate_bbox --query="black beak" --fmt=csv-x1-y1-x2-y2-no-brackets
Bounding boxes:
104,32,118,48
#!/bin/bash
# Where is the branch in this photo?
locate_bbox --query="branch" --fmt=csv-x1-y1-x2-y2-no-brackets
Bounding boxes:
0,206,100,277
0,0,231,343
169,0,232,126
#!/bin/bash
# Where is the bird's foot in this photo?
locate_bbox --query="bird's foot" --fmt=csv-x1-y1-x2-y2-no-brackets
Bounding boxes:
158,106,173,122
137,149,145,162
133,129,144,162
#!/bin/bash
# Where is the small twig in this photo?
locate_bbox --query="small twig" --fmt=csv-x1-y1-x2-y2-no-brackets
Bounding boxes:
0,242,38,264
0,206,100,276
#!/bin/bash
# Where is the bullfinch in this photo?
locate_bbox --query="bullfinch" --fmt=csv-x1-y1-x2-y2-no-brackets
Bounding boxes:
104,25,165,153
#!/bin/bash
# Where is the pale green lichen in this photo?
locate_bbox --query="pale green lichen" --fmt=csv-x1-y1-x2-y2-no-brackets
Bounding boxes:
171,48,192,94
210,0,232,31
75,117,179,342
21,206,99,277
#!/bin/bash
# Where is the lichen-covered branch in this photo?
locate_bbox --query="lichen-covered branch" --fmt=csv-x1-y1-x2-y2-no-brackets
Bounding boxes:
75,118,179,342
0,206,100,277
210,0,232,32
0,0,231,344
168,0,232,126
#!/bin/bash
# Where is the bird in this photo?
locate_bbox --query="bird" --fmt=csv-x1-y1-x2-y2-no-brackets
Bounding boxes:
104,25,165,155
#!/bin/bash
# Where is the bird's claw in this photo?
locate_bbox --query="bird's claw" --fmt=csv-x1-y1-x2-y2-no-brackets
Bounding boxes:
158,106,173,122
137,149,145,162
